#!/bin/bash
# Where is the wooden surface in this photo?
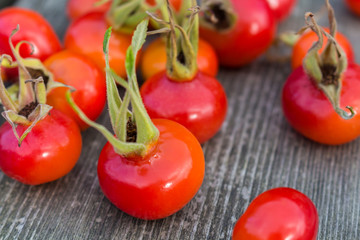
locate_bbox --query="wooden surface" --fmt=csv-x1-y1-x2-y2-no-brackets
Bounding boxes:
1,0,360,239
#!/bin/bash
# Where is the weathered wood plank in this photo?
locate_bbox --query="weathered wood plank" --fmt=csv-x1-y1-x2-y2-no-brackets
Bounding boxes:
1,0,360,239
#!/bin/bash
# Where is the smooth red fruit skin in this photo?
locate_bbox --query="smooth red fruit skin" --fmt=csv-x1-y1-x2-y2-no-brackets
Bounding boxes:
291,29,355,70
44,50,106,130
141,38,219,80
345,0,360,16
66,0,111,21
282,64,360,145
140,71,227,143
265,0,297,22
232,187,319,240
199,0,276,67
64,12,131,78
0,109,82,185
97,119,205,220
0,7,62,61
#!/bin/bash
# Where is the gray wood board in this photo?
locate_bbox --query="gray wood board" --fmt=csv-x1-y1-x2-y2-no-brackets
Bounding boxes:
1,0,360,239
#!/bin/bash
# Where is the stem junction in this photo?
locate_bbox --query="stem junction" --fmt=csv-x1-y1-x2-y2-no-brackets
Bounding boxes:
67,20,159,158
148,0,199,81
302,0,354,120
0,25,67,145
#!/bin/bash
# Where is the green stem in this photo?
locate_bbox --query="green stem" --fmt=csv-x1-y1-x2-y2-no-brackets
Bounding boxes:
117,90,130,142
103,27,126,137
156,0,170,22
9,27,35,109
25,77,46,104
278,31,300,47
303,13,323,83
68,20,159,158
109,70,158,145
106,0,157,34
0,55,18,112
149,0,199,81
66,91,147,157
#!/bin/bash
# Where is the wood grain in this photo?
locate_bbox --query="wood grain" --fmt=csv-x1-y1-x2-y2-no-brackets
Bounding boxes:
1,0,360,239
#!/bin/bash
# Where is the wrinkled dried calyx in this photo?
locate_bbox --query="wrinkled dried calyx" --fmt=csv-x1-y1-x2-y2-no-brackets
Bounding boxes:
302,0,354,120
0,25,70,145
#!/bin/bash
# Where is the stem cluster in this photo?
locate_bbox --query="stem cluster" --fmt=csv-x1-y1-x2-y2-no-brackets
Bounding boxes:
148,0,199,81
67,20,159,158
0,25,65,145
302,0,354,119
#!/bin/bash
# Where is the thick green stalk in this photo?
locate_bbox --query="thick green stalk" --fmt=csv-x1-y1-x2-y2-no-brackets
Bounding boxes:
0,25,69,145
68,20,159,158
161,0,199,81
66,91,147,157
106,0,157,34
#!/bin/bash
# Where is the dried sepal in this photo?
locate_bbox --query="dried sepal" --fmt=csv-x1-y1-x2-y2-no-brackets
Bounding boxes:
302,5,354,120
0,55,18,112
25,77,46,104
302,13,323,83
9,28,35,108
2,110,31,126
18,104,52,145
1,102,52,146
